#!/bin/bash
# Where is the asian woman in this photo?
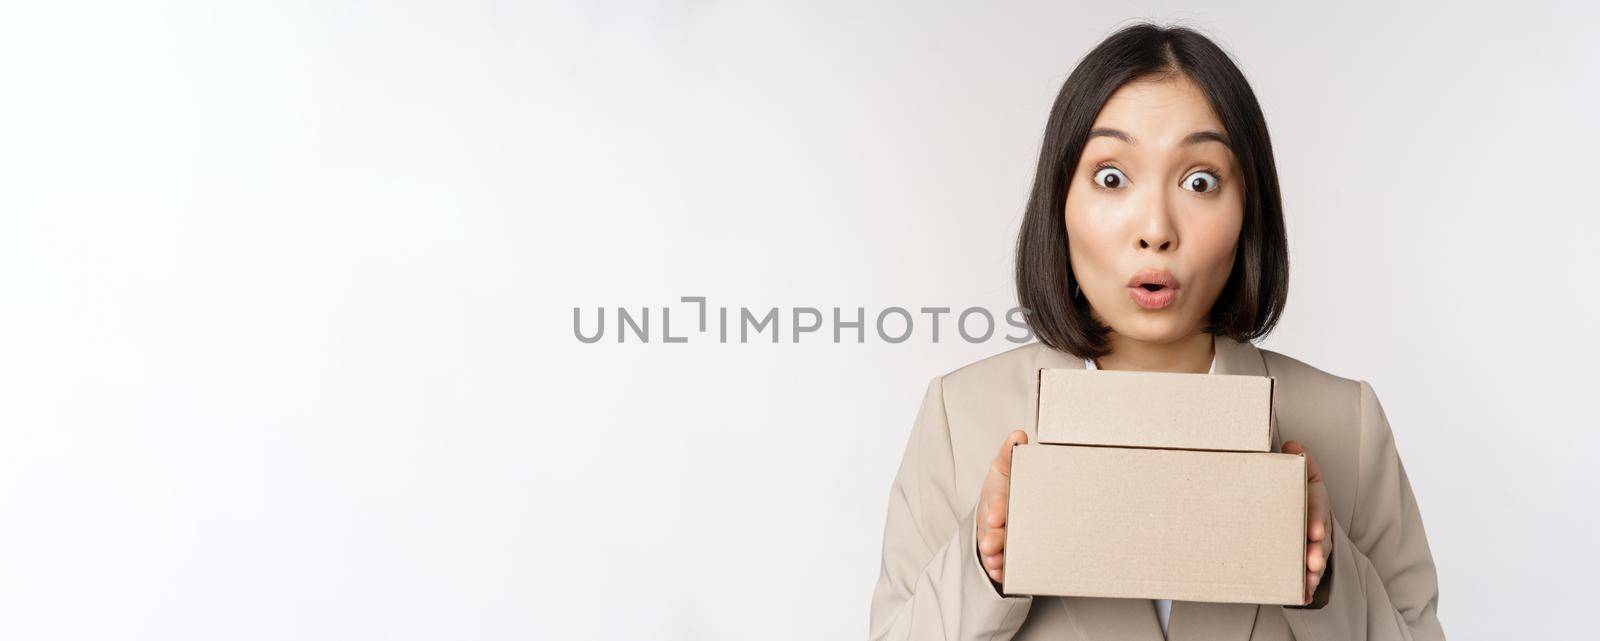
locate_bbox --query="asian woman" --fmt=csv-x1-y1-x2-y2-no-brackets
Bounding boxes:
867,23,1444,641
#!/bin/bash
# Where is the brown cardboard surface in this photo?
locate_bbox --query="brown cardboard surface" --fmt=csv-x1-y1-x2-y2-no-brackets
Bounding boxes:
1003,444,1306,605
1035,368,1275,452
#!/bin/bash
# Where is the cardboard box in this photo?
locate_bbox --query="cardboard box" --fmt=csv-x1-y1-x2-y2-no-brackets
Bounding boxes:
1035,368,1276,452
1003,444,1306,604
1004,367,1306,605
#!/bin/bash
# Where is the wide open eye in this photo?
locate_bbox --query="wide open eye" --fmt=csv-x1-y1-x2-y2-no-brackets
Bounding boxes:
1093,167,1128,190
1182,170,1219,193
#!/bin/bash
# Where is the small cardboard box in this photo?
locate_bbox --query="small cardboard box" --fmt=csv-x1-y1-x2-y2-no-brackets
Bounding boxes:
1035,368,1276,452
1004,368,1306,605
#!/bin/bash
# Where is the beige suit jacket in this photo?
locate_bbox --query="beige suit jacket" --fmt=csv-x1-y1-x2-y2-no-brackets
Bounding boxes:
868,337,1444,641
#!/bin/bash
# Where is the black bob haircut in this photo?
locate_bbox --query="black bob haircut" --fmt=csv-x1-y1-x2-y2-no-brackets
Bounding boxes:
1015,23,1289,360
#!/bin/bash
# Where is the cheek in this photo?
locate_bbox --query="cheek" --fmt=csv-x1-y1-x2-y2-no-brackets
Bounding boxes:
1062,190,1122,282
1189,205,1245,287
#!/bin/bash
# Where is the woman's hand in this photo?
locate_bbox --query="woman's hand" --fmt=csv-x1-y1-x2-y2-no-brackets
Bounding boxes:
977,429,1030,586
1283,440,1332,604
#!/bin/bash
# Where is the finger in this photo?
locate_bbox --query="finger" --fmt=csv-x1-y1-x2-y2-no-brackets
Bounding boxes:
1306,490,1328,538
1286,440,1332,543
1308,503,1330,542
980,523,1007,554
984,493,1008,529
993,429,1030,478
986,478,1014,529
1307,542,1326,574
980,525,1004,555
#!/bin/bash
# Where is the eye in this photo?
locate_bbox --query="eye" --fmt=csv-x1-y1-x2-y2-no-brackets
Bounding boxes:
1182,170,1219,193
1093,167,1128,190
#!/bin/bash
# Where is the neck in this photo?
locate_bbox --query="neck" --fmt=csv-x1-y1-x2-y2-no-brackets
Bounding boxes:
1093,331,1215,374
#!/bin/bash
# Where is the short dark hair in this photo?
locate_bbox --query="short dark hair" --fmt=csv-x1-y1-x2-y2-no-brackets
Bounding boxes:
1014,23,1289,359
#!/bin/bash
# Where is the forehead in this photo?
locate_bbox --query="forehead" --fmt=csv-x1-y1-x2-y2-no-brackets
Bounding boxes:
1091,75,1224,142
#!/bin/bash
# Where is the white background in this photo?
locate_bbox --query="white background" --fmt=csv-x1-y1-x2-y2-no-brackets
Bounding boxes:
2,1,1597,639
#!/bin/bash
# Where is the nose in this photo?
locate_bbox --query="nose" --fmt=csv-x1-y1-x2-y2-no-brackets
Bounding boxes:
1134,190,1178,252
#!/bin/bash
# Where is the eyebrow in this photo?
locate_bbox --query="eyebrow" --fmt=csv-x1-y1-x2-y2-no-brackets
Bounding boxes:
1087,128,1136,144
1181,130,1231,147
1086,128,1231,148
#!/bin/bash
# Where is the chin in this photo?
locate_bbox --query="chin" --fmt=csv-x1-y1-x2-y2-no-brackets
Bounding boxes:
1105,311,1194,344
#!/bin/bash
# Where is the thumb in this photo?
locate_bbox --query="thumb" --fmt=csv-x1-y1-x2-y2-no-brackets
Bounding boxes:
994,429,1030,478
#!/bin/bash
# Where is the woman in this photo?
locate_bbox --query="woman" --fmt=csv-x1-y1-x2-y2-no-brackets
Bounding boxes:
867,24,1444,641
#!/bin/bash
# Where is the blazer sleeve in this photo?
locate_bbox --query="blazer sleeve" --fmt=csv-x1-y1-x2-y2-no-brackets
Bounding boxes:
1282,380,1446,641
868,376,1034,641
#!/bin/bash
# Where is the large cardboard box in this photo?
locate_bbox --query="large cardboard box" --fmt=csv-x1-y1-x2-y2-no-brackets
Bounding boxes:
1003,368,1307,605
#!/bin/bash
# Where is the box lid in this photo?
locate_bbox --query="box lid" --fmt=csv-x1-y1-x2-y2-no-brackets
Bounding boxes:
1034,368,1275,452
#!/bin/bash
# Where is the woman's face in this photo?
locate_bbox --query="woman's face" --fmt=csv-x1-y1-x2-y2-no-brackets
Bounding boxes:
1065,74,1245,345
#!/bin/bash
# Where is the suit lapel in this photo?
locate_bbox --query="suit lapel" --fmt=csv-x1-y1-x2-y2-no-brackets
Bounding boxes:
1212,334,1267,377
1030,340,1087,371
1054,597,1166,641
1168,600,1260,641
